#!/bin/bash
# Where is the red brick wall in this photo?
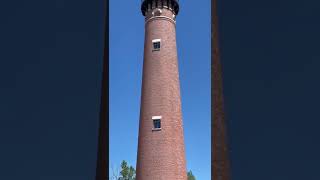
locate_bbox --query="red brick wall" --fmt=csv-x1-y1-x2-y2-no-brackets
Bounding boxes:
136,7,187,180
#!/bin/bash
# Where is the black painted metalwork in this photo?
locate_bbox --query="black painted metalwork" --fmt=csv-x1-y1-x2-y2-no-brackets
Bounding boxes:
141,0,179,16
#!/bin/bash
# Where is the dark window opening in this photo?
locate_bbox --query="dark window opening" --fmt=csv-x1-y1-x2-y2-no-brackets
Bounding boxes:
153,41,160,50
153,119,161,129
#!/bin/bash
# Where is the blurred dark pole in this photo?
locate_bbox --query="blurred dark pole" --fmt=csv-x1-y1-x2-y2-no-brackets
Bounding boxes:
95,0,108,179
212,0,231,179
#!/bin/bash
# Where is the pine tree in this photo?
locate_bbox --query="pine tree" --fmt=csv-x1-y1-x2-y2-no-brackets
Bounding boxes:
187,170,196,180
118,160,136,180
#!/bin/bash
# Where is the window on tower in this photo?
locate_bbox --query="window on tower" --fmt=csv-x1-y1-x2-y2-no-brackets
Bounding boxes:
153,119,161,129
153,42,160,49
152,116,162,131
152,39,161,51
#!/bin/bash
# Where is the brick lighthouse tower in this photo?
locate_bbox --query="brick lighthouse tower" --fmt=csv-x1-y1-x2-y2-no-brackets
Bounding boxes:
136,0,187,179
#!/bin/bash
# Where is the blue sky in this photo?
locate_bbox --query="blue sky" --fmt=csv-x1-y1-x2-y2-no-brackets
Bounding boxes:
109,0,211,179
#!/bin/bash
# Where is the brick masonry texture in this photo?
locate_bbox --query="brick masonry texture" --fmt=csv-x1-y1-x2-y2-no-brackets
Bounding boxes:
136,7,187,180
212,0,231,179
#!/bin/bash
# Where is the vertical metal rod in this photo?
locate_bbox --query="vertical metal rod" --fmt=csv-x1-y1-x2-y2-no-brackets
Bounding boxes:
95,0,108,179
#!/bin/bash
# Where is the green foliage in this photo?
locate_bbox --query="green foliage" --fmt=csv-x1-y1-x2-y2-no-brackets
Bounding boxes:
187,170,196,180
120,160,129,178
118,160,136,180
128,166,136,179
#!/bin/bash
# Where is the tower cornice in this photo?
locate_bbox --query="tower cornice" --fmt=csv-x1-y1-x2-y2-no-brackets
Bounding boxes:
141,0,179,16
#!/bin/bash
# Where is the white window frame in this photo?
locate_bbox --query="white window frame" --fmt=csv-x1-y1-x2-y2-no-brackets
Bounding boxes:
152,116,162,131
152,39,161,51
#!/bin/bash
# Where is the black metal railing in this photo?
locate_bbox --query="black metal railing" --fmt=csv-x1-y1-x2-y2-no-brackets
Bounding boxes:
141,0,180,16
141,0,179,2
